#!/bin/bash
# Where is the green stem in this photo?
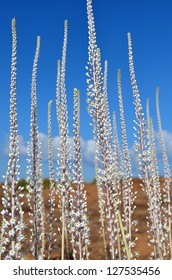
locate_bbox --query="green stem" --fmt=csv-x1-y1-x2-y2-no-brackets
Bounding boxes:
117,210,130,260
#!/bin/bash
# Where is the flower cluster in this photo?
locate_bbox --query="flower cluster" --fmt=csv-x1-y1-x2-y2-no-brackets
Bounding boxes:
26,36,45,260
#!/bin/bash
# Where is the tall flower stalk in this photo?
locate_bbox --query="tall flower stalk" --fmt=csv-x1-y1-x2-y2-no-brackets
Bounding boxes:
127,33,149,181
156,87,172,258
117,69,136,258
94,135,107,259
86,0,120,259
146,99,167,258
127,33,158,258
56,20,74,260
72,88,90,259
26,36,45,260
0,18,25,260
112,111,122,259
47,100,56,259
150,119,167,258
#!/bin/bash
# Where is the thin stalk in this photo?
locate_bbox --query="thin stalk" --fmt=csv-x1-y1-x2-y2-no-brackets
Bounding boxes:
61,195,65,260
47,100,56,260
156,88,172,259
65,224,70,259
117,69,134,258
117,211,130,260
94,122,107,259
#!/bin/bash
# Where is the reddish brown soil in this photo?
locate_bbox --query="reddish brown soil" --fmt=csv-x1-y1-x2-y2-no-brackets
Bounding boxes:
0,178,170,260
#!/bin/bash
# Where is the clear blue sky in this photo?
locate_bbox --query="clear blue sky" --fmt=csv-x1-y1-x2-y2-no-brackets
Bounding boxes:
1,0,172,182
